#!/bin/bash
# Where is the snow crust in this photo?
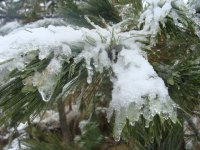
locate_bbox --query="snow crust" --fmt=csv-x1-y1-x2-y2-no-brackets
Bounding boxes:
0,18,68,36
0,25,81,63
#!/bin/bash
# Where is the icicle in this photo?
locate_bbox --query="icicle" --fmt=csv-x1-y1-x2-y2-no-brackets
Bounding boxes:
32,58,62,102
86,65,93,84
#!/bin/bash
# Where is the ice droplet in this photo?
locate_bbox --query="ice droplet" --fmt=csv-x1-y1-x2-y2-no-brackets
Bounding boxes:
87,76,92,84
113,135,121,142
37,75,56,102
32,58,62,102
86,65,93,84
39,87,52,102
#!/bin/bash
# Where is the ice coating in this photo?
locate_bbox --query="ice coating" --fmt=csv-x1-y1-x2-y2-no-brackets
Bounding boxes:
0,24,112,100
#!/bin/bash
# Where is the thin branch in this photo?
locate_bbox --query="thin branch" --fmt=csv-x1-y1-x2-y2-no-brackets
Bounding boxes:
57,99,72,143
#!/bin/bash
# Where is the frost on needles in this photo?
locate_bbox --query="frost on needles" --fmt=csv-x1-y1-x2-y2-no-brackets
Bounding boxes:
0,0,196,140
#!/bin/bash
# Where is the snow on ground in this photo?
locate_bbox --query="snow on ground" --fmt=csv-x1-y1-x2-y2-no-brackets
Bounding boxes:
1,123,28,150
3,135,27,150
3,138,20,150
32,105,80,130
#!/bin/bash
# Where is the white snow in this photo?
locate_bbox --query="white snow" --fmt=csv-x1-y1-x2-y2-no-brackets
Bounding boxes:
79,120,89,134
2,123,28,150
0,24,111,87
0,18,68,35
189,0,200,10
0,25,85,96
32,105,80,130
3,139,19,150
0,0,194,140
139,0,173,43
17,123,28,131
0,26,82,63
3,137,27,150
107,47,177,140
0,21,21,35
111,48,169,109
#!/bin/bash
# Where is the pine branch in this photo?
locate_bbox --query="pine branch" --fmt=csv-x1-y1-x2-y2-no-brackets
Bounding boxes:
1,1,200,149
57,0,121,27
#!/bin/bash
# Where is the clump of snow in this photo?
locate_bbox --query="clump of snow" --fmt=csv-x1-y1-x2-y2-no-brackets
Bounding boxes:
17,123,28,131
21,18,68,32
75,43,111,83
3,135,27,150
0,18,68,36
3,138,20,150
79,120,89,134
139,0,172,45
107,47,177,140
2,123,28,150
0,25,82,63
74,27,112,83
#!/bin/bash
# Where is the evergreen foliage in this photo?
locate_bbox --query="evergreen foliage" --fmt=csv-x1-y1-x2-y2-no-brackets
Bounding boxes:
0,0,200,149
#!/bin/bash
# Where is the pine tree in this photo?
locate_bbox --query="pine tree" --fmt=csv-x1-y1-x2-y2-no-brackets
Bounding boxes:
0,0,200,149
